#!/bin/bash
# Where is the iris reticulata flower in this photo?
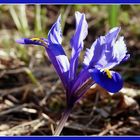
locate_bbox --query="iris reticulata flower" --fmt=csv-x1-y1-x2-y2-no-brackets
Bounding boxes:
16,11,129,135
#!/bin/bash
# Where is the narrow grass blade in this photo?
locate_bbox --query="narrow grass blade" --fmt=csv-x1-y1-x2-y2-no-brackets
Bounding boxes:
108,5,120,28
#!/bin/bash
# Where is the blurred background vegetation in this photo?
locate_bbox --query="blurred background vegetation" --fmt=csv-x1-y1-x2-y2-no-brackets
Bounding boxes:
0,5,140,135
0,5,140,84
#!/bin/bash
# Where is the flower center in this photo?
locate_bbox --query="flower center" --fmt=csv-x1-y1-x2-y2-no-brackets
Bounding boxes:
104,69,112,79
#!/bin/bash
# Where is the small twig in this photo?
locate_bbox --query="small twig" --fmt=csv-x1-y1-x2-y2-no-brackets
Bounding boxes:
117,127,140,135
39,80,61,106
0,67,53,93
86,92,100,127
41,113,55,124
0,117,47,136
0,104,29,117
0,82,50,97
0,67,55,78
0,84,34,96
50,124,55,135
98,121,123,136
70,114,90,119
65,123,101,133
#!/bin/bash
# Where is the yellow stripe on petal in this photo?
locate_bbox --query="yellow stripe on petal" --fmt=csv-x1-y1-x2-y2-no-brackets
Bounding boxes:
30,38,48,47
30,38,41,41
104,69,112,79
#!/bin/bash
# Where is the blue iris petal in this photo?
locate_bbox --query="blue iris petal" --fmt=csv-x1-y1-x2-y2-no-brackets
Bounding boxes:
89,69,123,93
45,44,70,89
48,15,62,45
69,12,88,80
83,27,128,70
121,54,130,63
105,27,120,45
47,15,70,89
16,38,45,46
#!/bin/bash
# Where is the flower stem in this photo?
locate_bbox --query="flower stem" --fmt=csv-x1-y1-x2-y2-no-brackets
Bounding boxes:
53,108,71,136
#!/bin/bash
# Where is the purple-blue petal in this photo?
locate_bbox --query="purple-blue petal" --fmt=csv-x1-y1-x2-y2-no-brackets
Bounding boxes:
16,38,45,46
89,68,123,93
83,36,105,68
46,15,70,89
105,27,120,45
83,27,128,70
70,12,88,51
69,12,88,80
104,36,128,69
46,44,70,90
71,68,91,94
121,53,130,63
48,15,62,45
